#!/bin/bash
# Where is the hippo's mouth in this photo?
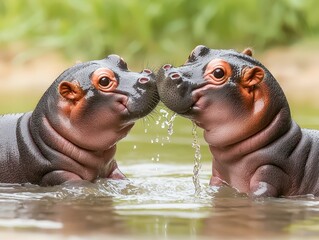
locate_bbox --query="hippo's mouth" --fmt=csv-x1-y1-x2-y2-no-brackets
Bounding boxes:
111,92,130,114
116,99,129,113
182,83,212,115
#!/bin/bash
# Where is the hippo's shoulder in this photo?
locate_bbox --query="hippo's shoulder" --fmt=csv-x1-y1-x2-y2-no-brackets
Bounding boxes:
0,112,32,150
0,113,29,183
301,128,319,151
0,113,24,121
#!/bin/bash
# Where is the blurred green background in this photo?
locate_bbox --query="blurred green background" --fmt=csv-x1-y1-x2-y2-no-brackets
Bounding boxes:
1,0,319,109
1,0,319,64
0,0,319,164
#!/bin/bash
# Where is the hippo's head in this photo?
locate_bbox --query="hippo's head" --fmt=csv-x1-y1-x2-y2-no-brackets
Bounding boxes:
157,45,289,147
34,54,159,151
58,54,159,121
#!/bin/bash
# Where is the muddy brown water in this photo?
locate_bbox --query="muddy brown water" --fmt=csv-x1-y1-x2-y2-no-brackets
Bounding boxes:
1,163,319,240
1,113,319,240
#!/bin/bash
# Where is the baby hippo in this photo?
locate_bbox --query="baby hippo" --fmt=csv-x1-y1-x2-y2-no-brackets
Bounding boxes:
157,45,319,197
0,55,159,186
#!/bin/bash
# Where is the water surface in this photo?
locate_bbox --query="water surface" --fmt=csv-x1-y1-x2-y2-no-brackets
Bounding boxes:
1,109,319,239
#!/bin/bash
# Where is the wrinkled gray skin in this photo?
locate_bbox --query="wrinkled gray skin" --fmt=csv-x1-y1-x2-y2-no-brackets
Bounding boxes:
157,45,319,197
0,55,159,186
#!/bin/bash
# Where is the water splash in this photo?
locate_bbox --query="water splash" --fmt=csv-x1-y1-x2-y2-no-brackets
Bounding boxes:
167,115,177,136
149,109,177,145
192,121,202,196
148,109,178,162
159,109,177,138
143,117,150,134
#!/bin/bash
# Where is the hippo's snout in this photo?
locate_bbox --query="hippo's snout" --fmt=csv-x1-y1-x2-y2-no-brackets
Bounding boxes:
123,68,159,120
156,66,195,114
137,69,154,84
168,72,183,86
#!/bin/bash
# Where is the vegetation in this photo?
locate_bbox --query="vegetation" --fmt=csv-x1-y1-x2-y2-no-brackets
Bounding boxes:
0,0,319,64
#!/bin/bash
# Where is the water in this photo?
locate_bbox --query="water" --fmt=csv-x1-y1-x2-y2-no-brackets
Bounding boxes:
158,111,202,196
148,109,177,162
1,164,319,239
1,111,319,239
192,122,202,196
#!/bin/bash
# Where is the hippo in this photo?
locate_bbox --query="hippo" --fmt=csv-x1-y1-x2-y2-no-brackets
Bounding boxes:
156,45,319,197
0,54,159,186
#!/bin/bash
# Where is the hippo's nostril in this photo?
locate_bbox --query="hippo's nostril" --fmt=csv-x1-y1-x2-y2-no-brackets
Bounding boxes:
138,77,150,84
163,64,172,70
170,73,181,80
142,69,152,74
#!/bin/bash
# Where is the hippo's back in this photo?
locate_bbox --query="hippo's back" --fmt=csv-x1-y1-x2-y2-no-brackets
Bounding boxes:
301,128,319,161
294,128,319,195
0,113,27,183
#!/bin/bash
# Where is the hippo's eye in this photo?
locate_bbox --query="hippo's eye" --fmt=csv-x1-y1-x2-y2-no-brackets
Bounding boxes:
212,68,225,79
204,59,231,85
99,77,111,87
97,75,118,92
91,67,118,92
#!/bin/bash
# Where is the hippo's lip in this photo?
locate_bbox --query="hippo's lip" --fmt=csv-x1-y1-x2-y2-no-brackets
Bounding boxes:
191,91,204,111
113,93,130,114
116,100,129,113
189,82,212,112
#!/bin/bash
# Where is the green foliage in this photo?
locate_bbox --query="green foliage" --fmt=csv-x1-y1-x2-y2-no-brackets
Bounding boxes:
0,0,318,64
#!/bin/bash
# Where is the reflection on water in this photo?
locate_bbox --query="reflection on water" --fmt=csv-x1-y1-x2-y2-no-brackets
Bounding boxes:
1,163,319,239
1,110,319,239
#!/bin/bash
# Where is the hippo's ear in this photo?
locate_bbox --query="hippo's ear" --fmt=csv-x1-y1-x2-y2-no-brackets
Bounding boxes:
59,81,84,101
241,66,264,88
242,48,253,57
187,45,210,62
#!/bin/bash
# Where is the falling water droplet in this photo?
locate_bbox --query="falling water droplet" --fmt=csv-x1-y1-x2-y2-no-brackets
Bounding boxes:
191,121,202,196
149,109,178,164
167,113,177,136
160,109,169,118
